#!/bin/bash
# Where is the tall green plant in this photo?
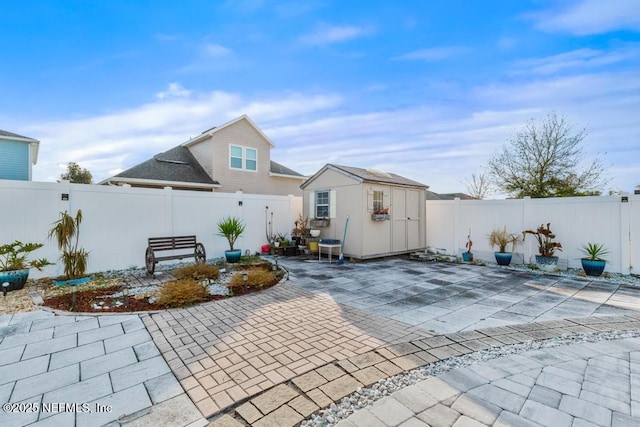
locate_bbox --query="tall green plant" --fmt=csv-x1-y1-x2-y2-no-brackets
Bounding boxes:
216,216,246,251
49,210,89,279
0,241,51,271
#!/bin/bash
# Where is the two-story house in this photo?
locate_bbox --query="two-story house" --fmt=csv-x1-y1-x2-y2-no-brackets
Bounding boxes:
101,115,305,195
0,130,40,181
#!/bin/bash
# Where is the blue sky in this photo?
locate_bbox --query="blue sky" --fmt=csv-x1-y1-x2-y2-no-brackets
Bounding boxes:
2,0,639,195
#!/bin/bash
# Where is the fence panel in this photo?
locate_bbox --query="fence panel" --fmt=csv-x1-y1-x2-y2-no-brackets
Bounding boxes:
0,180,302,278
426,195,638,274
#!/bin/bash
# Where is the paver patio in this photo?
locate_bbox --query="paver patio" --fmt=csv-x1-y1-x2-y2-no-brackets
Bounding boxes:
1,256,640,426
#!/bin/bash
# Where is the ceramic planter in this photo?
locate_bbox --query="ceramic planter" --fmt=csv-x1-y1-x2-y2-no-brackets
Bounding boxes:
535,255,558,272
581,259,606,277
494,252,512,266
224,250,242,263
0,268,29,292
462,252,473,262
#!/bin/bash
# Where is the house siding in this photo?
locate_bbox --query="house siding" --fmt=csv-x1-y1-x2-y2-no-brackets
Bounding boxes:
0,139,30,180
192,118,303,196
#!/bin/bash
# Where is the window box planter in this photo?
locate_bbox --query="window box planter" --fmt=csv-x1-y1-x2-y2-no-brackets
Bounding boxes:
371,214,390,221
310,219,330,227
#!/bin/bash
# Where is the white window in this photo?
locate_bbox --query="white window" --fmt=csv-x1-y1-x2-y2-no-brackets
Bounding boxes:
373,190,384,212
229,145,258,171
315,191,329,218
310,190,336,218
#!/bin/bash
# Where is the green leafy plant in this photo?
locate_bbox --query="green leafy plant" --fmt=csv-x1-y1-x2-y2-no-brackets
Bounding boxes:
579,243,609,261
216,216,246,251
0,241,52,272
49,210,89,279
173,263,220,280
488,227,520,253
523,223,563,257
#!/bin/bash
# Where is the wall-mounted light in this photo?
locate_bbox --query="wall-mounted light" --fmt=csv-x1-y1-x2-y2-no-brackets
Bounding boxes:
61,193,69,201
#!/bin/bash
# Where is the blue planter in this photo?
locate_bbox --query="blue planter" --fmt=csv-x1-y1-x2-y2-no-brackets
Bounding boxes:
535,255,558,272
0,268,29,292
224,250,242,263
581,259,606,277
54,276,92,286
494,252,512,266
462,252,473,262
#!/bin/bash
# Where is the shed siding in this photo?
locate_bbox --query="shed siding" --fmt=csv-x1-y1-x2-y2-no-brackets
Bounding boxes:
0,139,30,180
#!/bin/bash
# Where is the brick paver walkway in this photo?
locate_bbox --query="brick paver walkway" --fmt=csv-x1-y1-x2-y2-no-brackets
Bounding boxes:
142,283,434,418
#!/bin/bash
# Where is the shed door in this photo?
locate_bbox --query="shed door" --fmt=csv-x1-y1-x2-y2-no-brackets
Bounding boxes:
407,189,421,250
392,188,421,252
392,188,407,251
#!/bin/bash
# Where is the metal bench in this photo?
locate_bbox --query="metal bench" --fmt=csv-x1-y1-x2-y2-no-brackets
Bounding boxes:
145,235,206,275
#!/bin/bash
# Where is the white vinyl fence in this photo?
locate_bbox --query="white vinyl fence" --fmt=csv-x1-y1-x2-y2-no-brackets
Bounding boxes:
0,180,302,278
426,195,640,274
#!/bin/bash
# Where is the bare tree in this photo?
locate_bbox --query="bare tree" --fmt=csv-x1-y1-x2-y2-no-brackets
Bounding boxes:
488,112,609,198
463,172,492,199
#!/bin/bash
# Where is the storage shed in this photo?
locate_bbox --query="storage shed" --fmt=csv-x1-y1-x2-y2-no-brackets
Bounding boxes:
301,164,429,260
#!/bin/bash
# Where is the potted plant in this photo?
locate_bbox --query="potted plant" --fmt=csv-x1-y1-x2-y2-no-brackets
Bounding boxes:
49,210,90,283
217,216,245,263
462,230,473,262
291,214,309,247
579,243,608,277
523,223,562,271
0,241,52,293
488,226,520,266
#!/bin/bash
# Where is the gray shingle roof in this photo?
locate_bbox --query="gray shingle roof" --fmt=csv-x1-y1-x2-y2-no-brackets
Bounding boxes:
0,129,38,142
270,160,304,177
306,164,428,188
426,190,476,200
115,146,219,185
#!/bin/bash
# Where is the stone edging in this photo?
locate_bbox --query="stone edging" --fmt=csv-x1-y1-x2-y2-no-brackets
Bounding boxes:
209,314,640,426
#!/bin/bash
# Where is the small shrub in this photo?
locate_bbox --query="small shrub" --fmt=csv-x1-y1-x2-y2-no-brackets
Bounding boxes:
228,268,278,288
156,278,207,308
173,263,220,280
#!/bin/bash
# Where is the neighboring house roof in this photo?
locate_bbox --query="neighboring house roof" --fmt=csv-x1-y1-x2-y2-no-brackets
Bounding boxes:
101,145,220,190
0,129,40,164
301,164,428,189
270,160,305,178
183,114,275,148
426,190,476,200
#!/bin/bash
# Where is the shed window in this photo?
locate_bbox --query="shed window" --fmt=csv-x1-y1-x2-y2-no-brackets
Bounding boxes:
373,191,384,212
315,191,329,218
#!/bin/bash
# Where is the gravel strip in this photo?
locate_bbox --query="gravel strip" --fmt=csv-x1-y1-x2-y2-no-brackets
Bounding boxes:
302,329,640,426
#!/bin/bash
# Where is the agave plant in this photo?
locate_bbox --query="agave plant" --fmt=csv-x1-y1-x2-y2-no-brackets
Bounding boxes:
579,243,609,261
216,216,246,251
49,210,89,279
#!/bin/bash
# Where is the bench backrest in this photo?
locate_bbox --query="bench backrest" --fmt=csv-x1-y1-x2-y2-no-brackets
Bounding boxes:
148,236,197,251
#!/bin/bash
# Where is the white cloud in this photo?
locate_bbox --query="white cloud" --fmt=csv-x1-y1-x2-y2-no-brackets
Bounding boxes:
512,46,639,75
155,82,192,99
299,24,370,45
529,0,640,35
203,43,232,57
393,46,468,61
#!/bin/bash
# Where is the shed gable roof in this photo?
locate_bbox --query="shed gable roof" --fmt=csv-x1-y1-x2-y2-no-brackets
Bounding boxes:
301,164,428,189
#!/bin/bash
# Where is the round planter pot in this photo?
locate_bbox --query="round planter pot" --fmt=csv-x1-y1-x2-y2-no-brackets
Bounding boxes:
0,268,29,292
494,252,512,266
535,255,559,272
581,259,606,277
224,250,242,263
462,252,473,262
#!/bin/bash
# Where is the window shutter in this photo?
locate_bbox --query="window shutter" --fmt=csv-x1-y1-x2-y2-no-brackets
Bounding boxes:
309,193,316,218
383,191,390,209
367,189,374,211
329,190,337,218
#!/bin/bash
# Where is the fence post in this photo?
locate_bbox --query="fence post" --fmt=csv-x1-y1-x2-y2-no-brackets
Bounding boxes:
522,196,532,264
620,196,631,275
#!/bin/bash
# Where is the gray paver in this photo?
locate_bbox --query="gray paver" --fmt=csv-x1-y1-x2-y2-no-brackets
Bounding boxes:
11,364,79,402
77,322,123,345
49,341,105,370
559,395,612,426
369,397,415,426
144,372,184,404
42,373,113,416
520,399,573,427
104,328,151,353
80,347,138,380
109,355,171,392
76,383,152,427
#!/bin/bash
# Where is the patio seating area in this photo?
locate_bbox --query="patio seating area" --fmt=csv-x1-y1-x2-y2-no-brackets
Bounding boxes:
1,257,640,426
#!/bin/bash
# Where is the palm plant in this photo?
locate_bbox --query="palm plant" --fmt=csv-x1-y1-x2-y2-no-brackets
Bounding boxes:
579,243,609,261
49,210,89,279
216,216,246,251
